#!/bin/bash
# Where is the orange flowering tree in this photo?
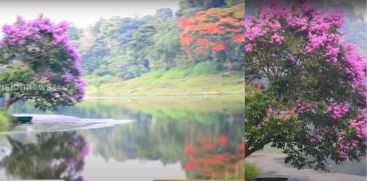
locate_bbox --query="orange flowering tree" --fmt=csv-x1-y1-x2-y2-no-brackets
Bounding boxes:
179,4,244,69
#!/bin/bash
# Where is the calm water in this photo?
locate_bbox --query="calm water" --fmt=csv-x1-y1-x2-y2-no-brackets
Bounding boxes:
0,96,245,181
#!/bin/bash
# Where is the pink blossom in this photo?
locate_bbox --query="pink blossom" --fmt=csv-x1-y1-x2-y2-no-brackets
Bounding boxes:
245,44,253,52
325,102,350,120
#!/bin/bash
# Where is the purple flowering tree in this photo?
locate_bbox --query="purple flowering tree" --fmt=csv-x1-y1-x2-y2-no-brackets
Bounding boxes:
244,1,366,171
0,15,86,111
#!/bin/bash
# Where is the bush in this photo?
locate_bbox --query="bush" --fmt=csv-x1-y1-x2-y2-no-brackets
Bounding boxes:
245,162,261,181
162,67,192,78
192,61,225,75
0,111,15,131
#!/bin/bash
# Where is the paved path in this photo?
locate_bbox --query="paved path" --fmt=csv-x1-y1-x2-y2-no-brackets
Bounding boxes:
247,153,366,181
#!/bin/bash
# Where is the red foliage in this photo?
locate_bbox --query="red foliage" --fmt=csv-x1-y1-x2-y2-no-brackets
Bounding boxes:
212,41,226,51
197,38,214,45
219,17,239,25
184,161,198,171
184,144,198,155
195,46,209,54
179,18,193,28
182,134,244,179
236,144,245,151
216,135,230,146
233,34,244,42
179,4,244,54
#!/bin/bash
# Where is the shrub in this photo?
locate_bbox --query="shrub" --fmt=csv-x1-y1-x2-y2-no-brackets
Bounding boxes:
245,162,261,181
192,61,225,75
0,111,15,131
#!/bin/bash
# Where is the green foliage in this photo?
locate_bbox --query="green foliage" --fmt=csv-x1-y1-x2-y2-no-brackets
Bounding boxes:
0,110,15,131
85,68,244,96
67,24,83,41
150,18,183,69
77,17,145,76
176,0,235,17
72,9,187,80
155,8,174,19
245,162,261,181
191,61,225,75
71,6,244,83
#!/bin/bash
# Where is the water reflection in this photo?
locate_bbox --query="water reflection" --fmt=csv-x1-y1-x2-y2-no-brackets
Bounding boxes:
0,132,88,181
83,106,245,179
2,96,244,180
184,135,244,179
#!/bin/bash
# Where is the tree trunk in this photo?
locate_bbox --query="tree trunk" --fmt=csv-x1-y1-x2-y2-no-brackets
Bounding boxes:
244,139,271,159
224,44,234,70
245,147,257,159
185,49,193,63
3,97,18,111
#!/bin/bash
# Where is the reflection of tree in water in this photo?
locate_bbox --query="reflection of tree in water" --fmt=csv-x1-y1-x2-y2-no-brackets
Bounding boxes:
87,110,244,179
9,97,244,179
184,134,244,179
1,132,89,181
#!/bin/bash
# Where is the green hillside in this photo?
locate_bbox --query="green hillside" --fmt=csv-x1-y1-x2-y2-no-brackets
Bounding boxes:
85,65,244,97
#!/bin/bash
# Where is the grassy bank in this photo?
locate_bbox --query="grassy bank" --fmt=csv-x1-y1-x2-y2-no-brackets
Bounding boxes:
0,111,15,131
85,63,245,97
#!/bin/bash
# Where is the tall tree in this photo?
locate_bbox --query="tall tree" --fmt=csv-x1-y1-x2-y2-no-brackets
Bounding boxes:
150,18,183,69
0,16,86,111
180,4,244,69
244,1,366,171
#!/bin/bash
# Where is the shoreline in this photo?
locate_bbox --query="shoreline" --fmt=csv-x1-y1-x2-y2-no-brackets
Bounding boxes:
84,93,244,99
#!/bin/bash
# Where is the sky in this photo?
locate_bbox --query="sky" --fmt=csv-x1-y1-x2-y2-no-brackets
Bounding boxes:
352,4,367,20
0,0,180,29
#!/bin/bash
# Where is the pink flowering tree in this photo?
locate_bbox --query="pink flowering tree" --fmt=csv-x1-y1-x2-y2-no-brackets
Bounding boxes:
244,1,366,171
0,15,86,111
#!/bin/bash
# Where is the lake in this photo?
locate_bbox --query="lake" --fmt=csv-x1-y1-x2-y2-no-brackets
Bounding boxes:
0,96,245,181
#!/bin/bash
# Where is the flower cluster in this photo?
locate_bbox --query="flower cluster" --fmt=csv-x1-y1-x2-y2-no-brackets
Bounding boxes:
336,130,357,160
257,102,298,129
244,1,343,57
349,109,367,144
335,111,366,160
2,16,80,62
294,98,315,113
343,43,367,89
325,102,350,120
244,1,367,94
305,133,317,144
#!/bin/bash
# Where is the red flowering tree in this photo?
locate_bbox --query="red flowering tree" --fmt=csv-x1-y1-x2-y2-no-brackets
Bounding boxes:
244,1,366,171
0,16,86,111
179,4,244,69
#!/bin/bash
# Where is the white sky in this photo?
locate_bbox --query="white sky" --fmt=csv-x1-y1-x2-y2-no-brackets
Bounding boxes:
0,0,180,29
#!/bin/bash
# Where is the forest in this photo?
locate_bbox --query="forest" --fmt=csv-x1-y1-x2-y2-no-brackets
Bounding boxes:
67,0,245,96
